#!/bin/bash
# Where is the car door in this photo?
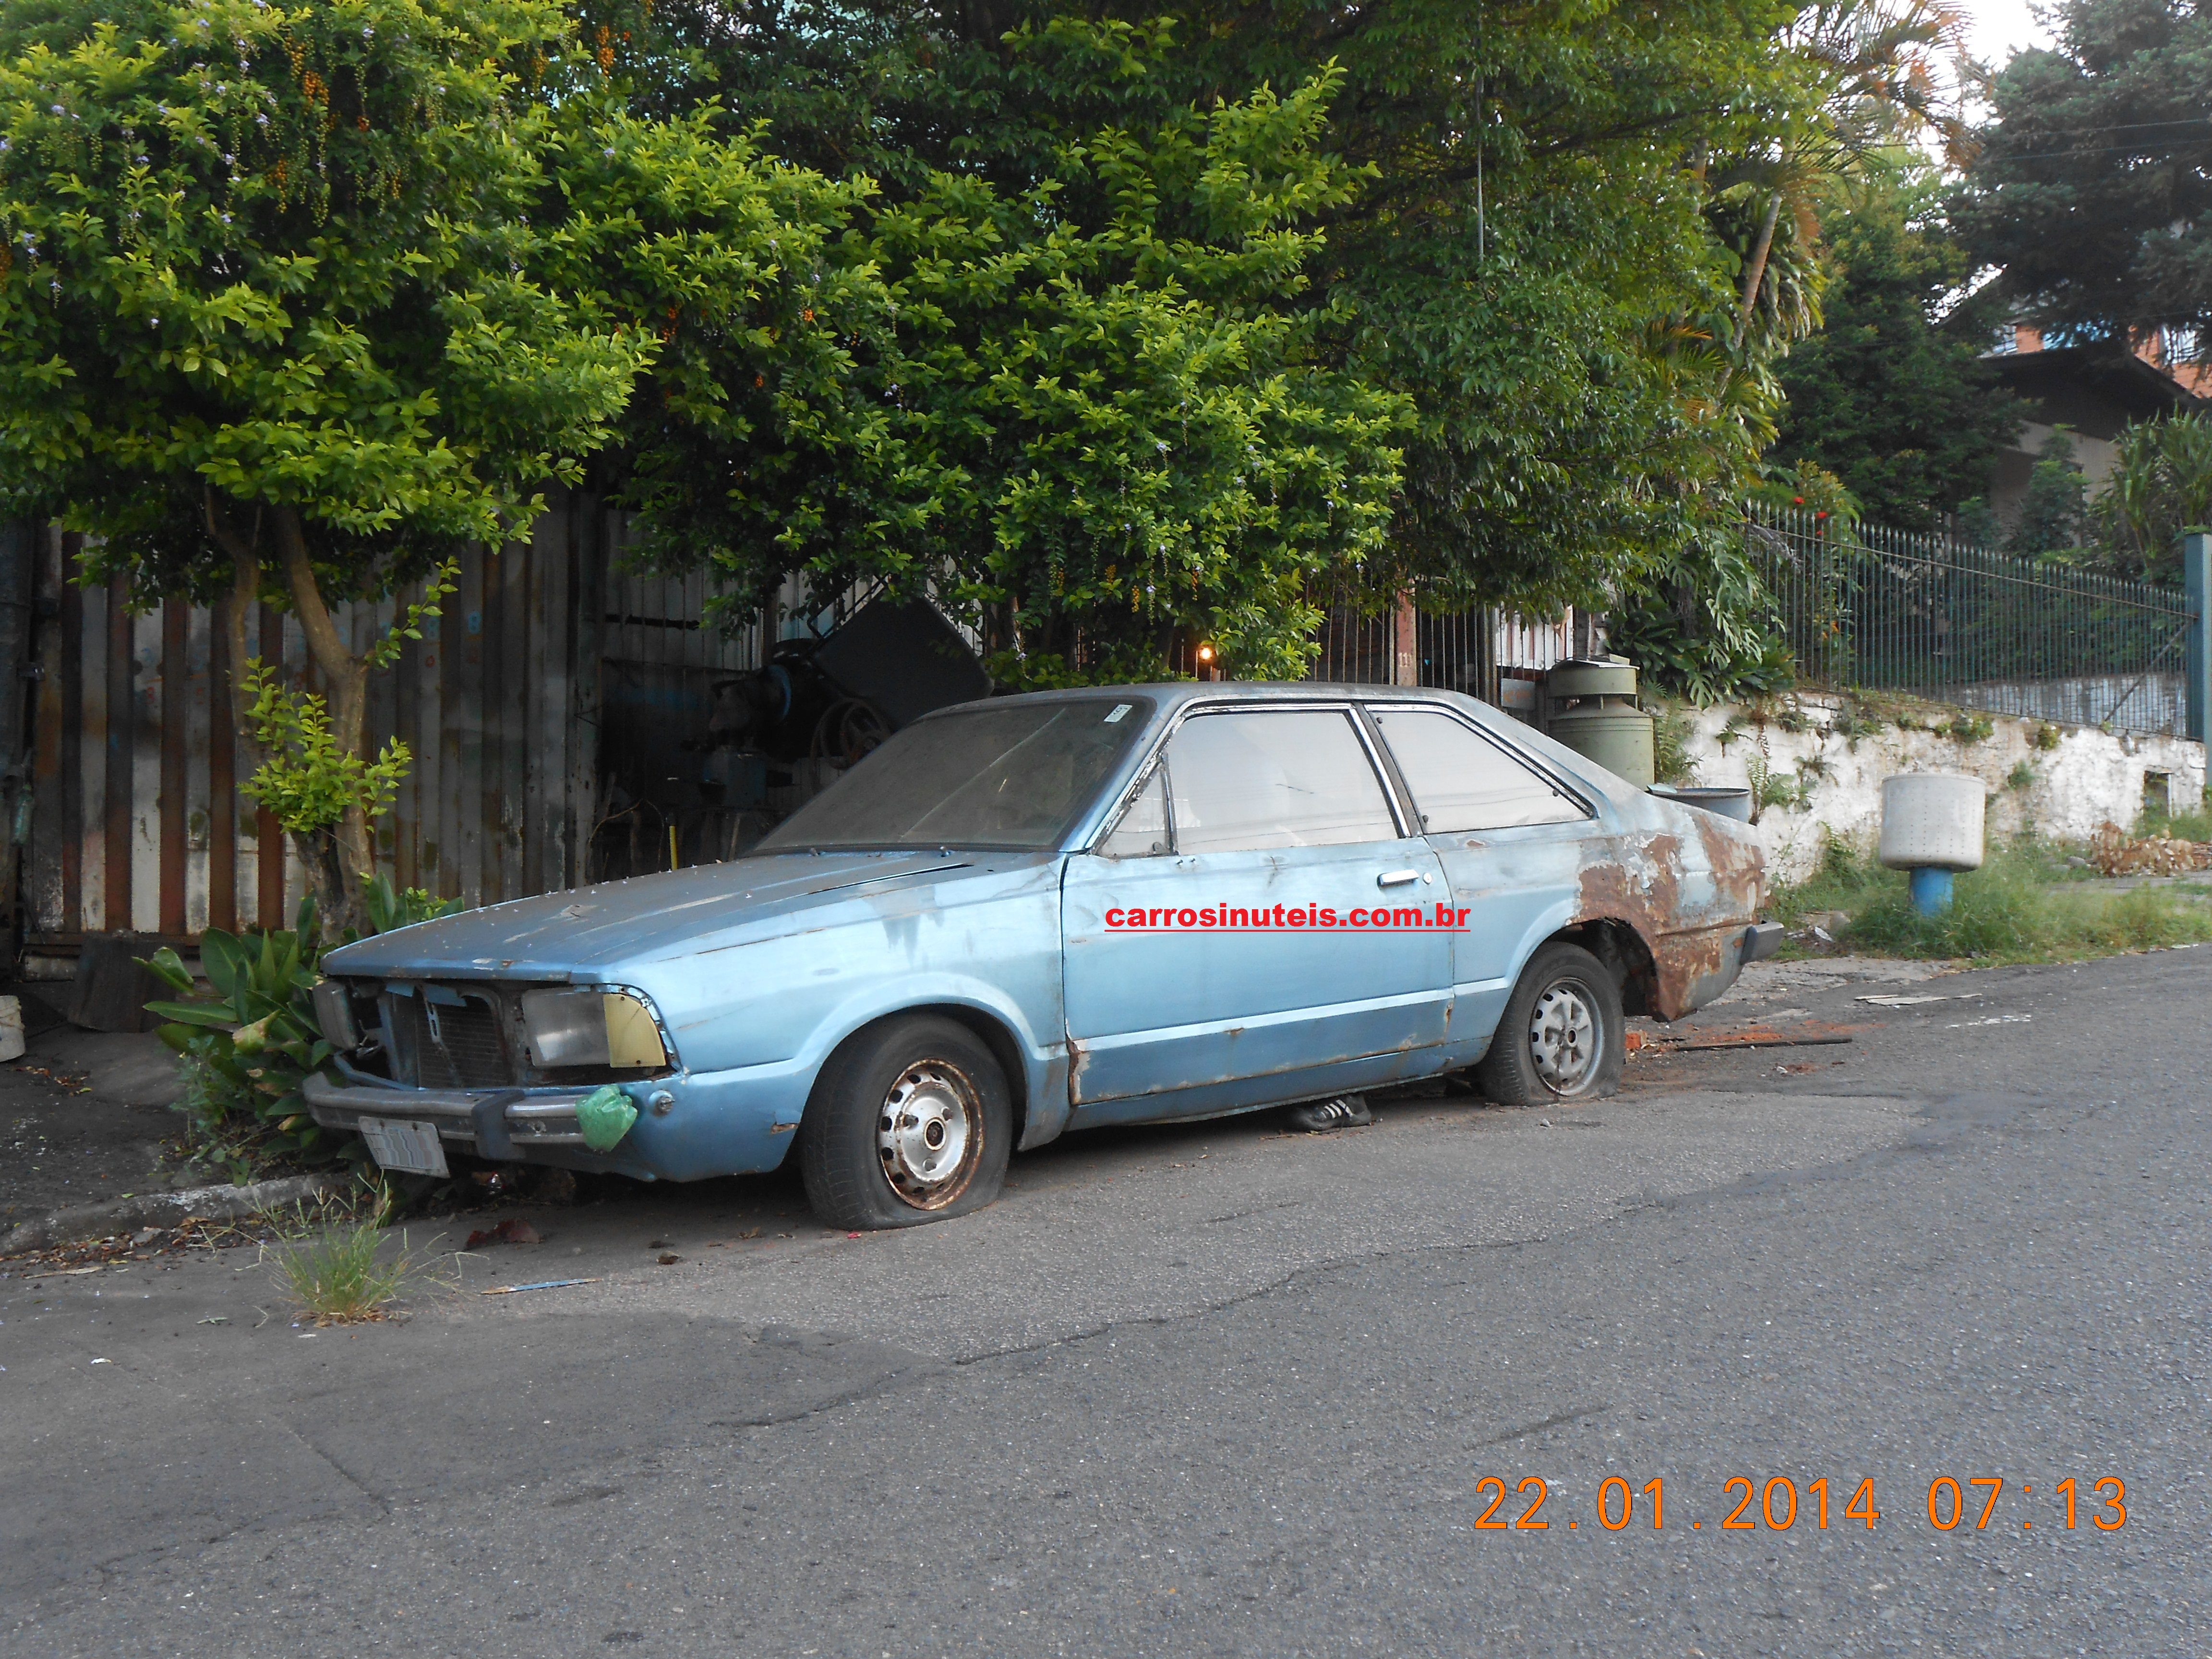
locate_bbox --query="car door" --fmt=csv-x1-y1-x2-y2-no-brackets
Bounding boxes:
1363,703,1600,1048
1061,704,1452,1119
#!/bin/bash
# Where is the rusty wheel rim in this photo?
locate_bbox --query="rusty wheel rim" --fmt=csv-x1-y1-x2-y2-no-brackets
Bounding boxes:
876,1060,983,1210
1528,979,1599,1094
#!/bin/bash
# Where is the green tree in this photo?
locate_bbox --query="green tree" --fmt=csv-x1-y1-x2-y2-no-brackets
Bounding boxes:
1771,174,2020,526
606,22,1413,680
2007,427,2089,556
1957,0,2212,356
643,4,1808,618
0,0,863,926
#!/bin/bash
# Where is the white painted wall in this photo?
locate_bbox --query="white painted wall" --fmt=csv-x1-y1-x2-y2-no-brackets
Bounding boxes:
1670,696,2207,885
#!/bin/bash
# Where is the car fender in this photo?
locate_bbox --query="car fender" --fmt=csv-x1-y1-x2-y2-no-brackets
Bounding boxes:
796,974,1071,1152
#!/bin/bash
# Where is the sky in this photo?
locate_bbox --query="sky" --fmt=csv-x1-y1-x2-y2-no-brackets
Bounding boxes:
1961,0,2057,69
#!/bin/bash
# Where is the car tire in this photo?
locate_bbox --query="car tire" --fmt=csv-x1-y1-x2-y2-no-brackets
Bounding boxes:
798,1015,1013,1230
1473,942,1624,1107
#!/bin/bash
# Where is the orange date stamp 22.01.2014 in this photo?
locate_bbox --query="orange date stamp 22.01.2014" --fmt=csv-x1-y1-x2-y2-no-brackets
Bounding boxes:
1467,1474,2128,1533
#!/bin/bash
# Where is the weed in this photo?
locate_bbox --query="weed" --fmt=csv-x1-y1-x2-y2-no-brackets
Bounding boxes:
1827,699,1888,743
265,1214,432,1325
1744,754,1805,819
1768,839,2212,962
1647,702,1699,787
2142,804,2212,842
2007,760,2036,791
1944,712,1996,744
2032,722,2063,751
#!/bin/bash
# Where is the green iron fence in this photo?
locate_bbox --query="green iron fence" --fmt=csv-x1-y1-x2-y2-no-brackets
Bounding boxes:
1748,506,2199,736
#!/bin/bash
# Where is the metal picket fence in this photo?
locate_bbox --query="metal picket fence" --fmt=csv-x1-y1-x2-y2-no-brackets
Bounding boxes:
1749,506,2198,735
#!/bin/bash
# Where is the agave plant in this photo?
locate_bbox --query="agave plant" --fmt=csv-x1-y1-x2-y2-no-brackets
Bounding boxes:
143,897,338,1164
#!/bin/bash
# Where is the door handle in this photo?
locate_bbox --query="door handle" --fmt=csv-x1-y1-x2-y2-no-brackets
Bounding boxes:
1376,869,1421,888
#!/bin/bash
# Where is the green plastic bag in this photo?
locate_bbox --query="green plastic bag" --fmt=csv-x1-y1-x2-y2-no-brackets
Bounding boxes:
576,1084,637,1153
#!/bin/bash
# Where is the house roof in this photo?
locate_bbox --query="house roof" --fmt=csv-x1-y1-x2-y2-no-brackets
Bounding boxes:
1988,345,2205,439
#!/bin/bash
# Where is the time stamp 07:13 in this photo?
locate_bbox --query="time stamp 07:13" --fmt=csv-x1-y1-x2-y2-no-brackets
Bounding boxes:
1468,1475,2129,1534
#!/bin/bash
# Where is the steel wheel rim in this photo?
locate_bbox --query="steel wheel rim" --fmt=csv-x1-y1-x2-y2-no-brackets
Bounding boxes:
1528,979,1600,1094
877,1060,983,1210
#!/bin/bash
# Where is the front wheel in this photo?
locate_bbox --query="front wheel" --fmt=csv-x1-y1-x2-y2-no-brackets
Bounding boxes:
798,1015,1013,1229
1473,942,1624,1107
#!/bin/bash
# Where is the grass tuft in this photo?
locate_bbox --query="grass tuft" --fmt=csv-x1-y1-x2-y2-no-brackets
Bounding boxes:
1771,837,2212,963
267,1221,420,1325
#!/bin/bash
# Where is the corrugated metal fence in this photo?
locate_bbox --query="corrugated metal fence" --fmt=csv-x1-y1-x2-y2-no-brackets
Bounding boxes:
20,491,688,959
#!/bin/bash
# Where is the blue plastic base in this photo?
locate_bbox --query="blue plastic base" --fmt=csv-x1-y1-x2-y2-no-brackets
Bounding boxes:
1909,866,1956,917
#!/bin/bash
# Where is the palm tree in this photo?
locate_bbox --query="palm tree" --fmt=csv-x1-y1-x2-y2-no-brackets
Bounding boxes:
1730,0,1973,350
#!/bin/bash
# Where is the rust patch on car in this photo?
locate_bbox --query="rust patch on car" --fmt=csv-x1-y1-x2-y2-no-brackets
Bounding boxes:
1694,811,1767,919
1574,825,1764,1021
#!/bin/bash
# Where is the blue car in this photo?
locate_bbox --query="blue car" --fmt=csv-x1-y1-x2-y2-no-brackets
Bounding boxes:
307,684,1779,1227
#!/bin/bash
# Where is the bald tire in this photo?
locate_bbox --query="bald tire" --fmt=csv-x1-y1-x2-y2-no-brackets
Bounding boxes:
798,1015,1012,1230
1474,942,1624,1107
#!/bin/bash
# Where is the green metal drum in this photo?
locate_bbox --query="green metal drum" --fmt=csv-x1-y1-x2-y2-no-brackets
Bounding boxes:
1541,658,1656,787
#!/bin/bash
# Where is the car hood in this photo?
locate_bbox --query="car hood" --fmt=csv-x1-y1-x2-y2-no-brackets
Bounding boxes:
323,850,1042,981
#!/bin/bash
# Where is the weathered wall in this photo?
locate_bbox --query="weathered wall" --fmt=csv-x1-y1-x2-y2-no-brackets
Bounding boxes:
1673,695,2208,885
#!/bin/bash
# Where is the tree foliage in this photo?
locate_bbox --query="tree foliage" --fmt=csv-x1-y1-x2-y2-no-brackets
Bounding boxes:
1957,0,2212,356
1771,172,2020,526
2086,411,2212,577
611,28,1410,681
0,0,860,923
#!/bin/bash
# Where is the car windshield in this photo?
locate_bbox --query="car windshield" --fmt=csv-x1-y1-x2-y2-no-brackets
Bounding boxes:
754,697,1152,852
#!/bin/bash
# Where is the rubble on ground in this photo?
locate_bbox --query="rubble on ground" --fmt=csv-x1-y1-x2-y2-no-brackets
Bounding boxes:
2087,821,2212,877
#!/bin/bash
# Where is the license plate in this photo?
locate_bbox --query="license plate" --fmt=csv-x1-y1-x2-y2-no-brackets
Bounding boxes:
358,1116,450,1177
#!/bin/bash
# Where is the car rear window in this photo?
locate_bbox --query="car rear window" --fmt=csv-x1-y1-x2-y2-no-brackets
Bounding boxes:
754,698,1152,851
1368,705,1587,832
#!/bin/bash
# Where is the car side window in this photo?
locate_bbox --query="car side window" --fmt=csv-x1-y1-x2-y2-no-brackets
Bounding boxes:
1369,706,1587,832
1167,709,1399,853
1097,767,1169,857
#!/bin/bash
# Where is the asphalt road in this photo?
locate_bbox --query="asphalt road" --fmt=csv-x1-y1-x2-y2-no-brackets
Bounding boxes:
4,947,2208,1657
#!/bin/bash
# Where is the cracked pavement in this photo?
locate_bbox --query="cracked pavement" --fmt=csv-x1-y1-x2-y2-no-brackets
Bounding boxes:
3,947,2208,1656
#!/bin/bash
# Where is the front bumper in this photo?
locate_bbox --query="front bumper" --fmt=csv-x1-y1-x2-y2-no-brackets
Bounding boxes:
303,1070,589,1149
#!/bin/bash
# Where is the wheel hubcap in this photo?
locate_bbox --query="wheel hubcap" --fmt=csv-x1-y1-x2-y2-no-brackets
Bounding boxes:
877,1062,981,1209
1528,981,1599,1093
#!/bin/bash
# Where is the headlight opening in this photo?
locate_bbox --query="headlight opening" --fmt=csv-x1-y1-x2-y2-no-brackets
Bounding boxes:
520,987,668,1070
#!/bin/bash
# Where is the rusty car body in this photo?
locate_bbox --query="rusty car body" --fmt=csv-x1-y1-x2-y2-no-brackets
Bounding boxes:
305,683,1780,1226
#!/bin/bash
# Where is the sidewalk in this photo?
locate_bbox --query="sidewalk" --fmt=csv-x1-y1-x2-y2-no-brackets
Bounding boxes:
0,986,185,1240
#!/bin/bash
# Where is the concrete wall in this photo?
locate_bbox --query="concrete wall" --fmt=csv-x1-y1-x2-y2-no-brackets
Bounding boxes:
1671,694,2208,885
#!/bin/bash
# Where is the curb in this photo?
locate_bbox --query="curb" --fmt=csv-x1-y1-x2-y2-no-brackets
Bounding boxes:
0,1173,343,1257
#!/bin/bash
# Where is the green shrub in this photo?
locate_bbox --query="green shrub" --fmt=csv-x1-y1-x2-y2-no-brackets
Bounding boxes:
1648,702,1699,787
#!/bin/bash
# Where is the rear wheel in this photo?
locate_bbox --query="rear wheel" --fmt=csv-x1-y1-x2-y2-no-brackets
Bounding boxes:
798,1015,1012,1229
1474,942,1624,1107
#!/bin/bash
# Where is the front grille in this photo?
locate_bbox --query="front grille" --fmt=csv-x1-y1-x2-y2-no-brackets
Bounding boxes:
388,991,514,1089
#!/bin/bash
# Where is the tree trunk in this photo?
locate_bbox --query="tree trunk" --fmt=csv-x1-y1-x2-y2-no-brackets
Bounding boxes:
272,506,372,938
1732,191,1783,352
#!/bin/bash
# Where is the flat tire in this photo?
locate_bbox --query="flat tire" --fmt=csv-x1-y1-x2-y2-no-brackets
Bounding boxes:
798,1015,1012,1229
1473,942,1624,1107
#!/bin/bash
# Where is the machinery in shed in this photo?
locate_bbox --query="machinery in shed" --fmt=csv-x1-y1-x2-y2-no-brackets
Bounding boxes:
592,597,991,879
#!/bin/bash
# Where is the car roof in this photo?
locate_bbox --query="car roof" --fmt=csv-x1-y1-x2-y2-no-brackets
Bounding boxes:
925,682,1490,718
